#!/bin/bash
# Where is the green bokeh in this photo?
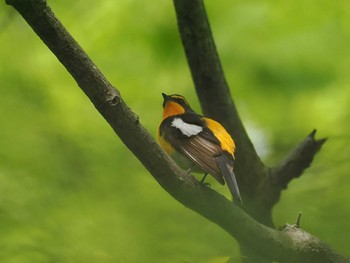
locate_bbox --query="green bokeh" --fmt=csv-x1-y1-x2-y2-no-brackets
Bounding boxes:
1,0,349,262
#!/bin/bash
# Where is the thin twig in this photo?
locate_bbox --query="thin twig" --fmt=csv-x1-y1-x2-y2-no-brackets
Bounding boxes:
295,212,302,228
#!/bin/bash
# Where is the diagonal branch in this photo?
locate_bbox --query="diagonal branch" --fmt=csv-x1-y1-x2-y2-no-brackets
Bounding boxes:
5,0,348,262
272,129,328,189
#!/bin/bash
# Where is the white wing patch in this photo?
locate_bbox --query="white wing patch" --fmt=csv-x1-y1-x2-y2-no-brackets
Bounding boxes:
171,118,203,137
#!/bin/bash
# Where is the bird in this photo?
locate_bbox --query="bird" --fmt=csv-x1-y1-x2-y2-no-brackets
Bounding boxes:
158,93,242,203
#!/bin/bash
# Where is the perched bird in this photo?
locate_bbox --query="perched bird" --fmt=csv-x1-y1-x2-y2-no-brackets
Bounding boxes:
158,93,242,203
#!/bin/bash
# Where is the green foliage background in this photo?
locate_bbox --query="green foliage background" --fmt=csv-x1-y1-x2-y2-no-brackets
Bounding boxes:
1,0,349,262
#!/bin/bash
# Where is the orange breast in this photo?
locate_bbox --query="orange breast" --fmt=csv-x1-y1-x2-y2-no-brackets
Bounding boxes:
162,101,185,120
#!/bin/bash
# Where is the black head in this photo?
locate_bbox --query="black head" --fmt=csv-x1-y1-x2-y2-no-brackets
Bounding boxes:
161,93,193,112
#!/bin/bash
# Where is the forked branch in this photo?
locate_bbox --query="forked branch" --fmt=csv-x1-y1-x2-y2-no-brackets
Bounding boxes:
5,0,348,262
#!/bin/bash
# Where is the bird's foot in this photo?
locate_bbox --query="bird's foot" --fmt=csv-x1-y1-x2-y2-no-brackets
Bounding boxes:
200,173,208,183
200,173,211,187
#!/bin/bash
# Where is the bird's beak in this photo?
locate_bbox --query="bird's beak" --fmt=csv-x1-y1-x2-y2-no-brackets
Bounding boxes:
162,93,169,101
162,93,170,108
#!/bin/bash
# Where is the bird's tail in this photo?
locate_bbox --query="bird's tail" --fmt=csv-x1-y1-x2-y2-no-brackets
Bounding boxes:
216,155,242,204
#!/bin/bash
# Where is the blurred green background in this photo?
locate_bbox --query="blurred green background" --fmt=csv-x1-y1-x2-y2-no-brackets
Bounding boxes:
1,0,349,262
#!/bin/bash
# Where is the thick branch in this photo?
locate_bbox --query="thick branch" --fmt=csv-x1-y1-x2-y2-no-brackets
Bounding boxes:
5,0,348,262
273,129,327,189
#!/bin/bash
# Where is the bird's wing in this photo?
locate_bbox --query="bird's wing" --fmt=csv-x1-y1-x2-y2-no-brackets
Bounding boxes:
160,114,242,202
179,134,242,203
160,115,224,184
177,134,225,185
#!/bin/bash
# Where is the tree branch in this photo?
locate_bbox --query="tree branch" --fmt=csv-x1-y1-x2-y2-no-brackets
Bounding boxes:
5,0,348,262
272,129,327,189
